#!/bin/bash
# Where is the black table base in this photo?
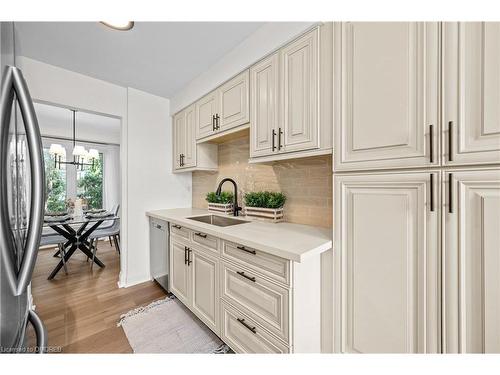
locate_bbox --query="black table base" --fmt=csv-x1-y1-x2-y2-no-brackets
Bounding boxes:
48,220,105,280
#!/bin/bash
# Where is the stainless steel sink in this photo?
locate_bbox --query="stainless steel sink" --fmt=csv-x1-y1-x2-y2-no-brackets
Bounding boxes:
186,215,249,227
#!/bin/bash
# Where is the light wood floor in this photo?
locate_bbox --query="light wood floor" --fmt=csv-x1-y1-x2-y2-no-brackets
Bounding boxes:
31,240,167,353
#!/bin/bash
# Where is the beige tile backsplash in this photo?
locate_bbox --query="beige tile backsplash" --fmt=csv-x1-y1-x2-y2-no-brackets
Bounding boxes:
192,134,332,228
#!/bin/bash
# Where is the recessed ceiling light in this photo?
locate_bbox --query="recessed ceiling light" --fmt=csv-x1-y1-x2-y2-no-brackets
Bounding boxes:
100,21,134,31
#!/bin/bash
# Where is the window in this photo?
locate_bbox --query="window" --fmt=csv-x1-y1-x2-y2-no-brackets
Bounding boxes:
43,148,67,212
77,153,104,210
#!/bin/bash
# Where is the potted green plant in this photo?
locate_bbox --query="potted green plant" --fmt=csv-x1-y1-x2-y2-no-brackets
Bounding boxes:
206,191,234,215
244,191,286,223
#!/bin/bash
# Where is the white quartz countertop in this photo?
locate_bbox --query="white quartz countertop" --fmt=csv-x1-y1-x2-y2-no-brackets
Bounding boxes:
146,208,332,262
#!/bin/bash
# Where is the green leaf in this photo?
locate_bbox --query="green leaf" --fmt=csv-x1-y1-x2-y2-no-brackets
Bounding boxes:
244,191,286,209
205,191,234,204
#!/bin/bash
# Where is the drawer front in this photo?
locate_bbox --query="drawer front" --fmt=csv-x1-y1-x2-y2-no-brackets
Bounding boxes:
221,261,289,342
222,241,290,285
191,230,219,255
170,223,191,240
221,301,289,353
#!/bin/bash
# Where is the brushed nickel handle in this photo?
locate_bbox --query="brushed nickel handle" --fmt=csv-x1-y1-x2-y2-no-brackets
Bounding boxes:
237,318,256,334
430,173,435,212
236,245,256,255
237,271,256,282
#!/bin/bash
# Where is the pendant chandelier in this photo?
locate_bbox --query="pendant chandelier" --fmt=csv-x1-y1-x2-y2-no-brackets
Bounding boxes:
48,109,99,170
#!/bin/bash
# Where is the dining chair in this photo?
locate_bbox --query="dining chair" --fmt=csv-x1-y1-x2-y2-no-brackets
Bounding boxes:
40,233,69,275
88,216,120,269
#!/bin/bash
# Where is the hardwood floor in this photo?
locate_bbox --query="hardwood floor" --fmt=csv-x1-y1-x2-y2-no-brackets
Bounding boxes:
31,240,167,353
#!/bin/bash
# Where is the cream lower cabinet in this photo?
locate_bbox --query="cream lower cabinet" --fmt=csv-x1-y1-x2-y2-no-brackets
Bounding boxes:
443,169,500,353
169,237,220,334
169,228,324,353
443,23,500,166
334,172,441,353
334,22,439,171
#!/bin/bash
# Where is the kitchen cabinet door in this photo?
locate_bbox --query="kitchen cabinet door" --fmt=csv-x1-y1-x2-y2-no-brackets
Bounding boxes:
172,111,185,170
443,169,500,353
191,249,219,334
182,104,196,168
196,90,218,139
250,52,279,158
280,27,320,153
334,22,439,171
218,70,249,132
170,240,190,306
334,172,440,353
443,23,500,166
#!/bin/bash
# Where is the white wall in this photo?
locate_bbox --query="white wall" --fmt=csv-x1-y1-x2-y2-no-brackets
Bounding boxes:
126,87,191,285
17,56,192,287
170,22,316,114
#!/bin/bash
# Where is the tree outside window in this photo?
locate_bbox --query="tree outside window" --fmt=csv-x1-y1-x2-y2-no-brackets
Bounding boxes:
77,153,103,209
43,149,67,212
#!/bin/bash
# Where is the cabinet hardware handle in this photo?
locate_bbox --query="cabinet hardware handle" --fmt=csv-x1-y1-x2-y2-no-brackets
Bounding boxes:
236,245,256,255
448,121,453,162
155,224,162,229
212,115,216,131
237,318,256,334
172,224,182,230
180,154,185,166
448,173,453,214
215,114,220,130
236,271,256,282
194,232,207,239
184,246,188,265
430,173,434,212
278,127,283,150
187,248,192,266
429,124,434,163
272,129,276,151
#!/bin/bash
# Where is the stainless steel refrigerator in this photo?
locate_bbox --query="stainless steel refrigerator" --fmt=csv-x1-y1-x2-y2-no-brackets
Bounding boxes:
0,22,47,354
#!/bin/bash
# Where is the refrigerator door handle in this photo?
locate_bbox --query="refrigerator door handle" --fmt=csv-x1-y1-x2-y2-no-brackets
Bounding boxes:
0,66,45,296
27,310,48,353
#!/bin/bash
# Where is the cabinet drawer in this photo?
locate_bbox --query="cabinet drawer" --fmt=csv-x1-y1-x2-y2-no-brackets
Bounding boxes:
221,301,289,353
221,261,290,342
222,241,290,285
170,223,190,240
191,230,219,255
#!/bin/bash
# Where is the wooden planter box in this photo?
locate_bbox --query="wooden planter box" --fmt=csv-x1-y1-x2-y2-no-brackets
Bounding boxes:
244,207,284,223
208,202,233,215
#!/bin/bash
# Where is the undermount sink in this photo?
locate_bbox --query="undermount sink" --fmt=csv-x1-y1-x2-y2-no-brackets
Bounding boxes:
186,214,249,227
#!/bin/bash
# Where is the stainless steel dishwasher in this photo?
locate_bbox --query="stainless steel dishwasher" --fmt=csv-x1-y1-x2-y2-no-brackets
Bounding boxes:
149,218,169,291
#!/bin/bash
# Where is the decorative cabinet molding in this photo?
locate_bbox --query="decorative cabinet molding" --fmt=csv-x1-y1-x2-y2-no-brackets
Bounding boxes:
218,70,250,132
334,172,441,353
168,222,324,353
443,169,500,353
443,22,500,166
172,105,218,173
249,24,332,162
334,22,440,171
196,90,219,139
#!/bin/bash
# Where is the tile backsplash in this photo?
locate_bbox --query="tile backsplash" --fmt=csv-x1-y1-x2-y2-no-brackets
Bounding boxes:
192,133,332,228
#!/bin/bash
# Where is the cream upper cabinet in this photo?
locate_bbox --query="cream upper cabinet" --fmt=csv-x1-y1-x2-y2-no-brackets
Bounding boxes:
443,169,500,353
196,90,218,139
182,105,196,168
443,23,500,166
218,70,249,132
191,249,219,334
250,52,279,158
280,27,319,153
334,172,440,353
169,240,190,305
173,111,185,170
334,22,440,172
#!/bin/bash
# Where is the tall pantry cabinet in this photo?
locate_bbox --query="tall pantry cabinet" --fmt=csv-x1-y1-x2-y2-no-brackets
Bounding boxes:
333,22,500,353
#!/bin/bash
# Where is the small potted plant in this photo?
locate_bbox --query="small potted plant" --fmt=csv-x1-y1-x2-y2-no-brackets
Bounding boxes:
244,191,286,223
206,191,234,215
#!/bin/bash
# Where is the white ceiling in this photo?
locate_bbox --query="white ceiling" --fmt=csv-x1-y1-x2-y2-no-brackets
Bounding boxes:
15,22,265,99
35,102,121,144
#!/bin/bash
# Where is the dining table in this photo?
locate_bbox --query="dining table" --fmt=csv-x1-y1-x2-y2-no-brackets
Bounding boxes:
43,213,118,280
